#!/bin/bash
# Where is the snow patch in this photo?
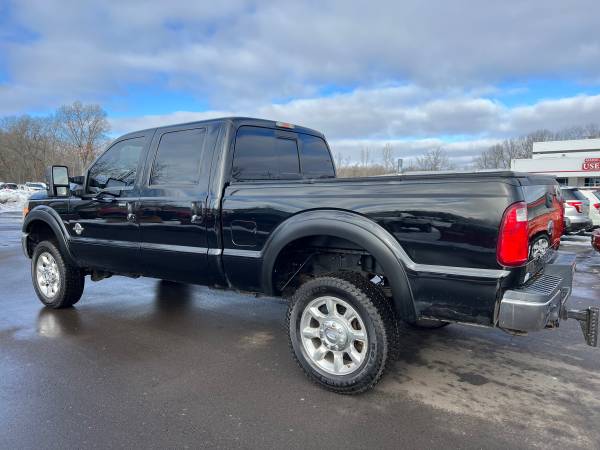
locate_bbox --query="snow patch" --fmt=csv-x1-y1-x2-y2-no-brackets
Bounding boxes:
0,190,33,212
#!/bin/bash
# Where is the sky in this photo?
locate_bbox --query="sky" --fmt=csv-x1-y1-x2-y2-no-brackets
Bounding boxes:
2,0,600,165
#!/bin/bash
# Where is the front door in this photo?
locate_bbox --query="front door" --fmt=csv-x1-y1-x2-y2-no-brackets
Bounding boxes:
67,134,149,274
136,124,215,283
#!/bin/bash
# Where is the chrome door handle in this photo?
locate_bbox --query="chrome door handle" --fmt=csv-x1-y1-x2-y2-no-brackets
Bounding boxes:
191,201,204,224
126,202,136,223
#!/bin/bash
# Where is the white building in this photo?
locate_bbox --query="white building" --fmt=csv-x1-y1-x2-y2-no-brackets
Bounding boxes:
511,138,600,187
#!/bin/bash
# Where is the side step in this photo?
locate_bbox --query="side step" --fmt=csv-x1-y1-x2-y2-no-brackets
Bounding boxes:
567,307,599,347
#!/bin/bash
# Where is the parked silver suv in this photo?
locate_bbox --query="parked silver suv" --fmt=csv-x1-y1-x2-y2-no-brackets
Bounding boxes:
561,187,592,233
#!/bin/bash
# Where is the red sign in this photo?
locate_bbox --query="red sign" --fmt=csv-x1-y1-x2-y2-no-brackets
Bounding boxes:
582,158,600,171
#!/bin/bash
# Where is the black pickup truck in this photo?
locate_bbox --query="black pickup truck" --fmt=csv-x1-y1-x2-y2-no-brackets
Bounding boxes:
22,117,598,394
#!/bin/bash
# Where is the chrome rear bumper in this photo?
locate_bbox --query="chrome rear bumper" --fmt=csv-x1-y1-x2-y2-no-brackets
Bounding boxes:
498,252,598,347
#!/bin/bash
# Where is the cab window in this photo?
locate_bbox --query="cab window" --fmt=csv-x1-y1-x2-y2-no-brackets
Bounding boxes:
87,137,144,193
232,126,300,180
299,134,335,178
150,128,207,185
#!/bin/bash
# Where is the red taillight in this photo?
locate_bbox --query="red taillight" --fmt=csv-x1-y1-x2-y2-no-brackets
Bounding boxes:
594,203,600,210
497,202,529,267
566,201,583,213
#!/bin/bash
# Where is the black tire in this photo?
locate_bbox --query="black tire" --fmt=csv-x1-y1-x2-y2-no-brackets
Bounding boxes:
407,318,450,329
287,271,397,394
529,234,550,259
32,240,85,309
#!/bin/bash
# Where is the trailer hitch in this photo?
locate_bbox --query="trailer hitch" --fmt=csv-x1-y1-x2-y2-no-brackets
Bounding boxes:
566,307,599,347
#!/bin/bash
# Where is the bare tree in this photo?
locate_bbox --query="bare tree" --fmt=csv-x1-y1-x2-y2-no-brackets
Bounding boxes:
360,146,372,167
334,152,351,170
56,101,110,174
0,115,66,183
414,147,455,171
381,143,395,172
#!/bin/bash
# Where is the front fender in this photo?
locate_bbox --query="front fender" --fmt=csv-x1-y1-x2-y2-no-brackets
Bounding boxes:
260,209,417,321
22,206,76,265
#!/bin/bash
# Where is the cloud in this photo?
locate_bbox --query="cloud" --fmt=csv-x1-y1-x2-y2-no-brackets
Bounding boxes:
108,88,600,166
2,0,600,114
3,0,600,167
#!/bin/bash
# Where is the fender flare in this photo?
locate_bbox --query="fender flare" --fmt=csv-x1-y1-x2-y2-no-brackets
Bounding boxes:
260,209,417,321
22,206,77,264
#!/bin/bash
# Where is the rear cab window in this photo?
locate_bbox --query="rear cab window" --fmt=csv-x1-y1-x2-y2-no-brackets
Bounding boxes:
232,126,334,181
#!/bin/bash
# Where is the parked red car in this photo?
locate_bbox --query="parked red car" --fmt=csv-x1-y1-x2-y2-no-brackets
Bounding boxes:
593,230,600,252
526,184,564,259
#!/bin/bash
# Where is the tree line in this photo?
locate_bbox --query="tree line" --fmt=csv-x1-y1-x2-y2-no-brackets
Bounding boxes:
0,101,109,183
335,145,456,177
335,123,600,177
472,124,600,169
3,99,599,183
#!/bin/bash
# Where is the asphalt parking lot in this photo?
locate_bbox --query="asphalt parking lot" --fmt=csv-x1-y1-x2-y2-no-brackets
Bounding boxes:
1,211,599,449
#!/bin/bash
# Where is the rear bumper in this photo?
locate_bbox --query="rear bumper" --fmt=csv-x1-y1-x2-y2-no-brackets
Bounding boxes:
498,254,574,332
498,252,598,346
564,216,593,233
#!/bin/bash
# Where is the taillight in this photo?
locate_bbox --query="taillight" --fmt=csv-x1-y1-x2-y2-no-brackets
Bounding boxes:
594,203,600,210
497,201,529,267
566,201,583,213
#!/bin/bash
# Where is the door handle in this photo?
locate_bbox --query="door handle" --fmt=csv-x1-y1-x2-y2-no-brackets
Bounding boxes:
127,202,136,223
191,201,204,224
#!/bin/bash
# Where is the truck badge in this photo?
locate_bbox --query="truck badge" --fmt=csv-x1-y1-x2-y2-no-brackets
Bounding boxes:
73,223,84,235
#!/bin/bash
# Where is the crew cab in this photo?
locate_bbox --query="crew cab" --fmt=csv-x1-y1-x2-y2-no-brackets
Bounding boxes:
22,117,598,394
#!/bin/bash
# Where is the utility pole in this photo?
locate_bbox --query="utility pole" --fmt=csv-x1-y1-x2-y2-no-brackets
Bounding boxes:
396,158,403,174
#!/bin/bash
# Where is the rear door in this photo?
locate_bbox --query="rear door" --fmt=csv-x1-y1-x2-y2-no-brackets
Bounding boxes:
136,123,218,283
221,125,335,291
68,134,150,273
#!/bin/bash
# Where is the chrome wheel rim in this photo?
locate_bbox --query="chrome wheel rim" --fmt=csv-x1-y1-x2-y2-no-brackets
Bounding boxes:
36,252,60,299
531,238,549,258
299,296,368,375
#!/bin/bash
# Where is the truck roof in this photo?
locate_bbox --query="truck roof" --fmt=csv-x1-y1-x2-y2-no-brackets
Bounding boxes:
121,116,325,139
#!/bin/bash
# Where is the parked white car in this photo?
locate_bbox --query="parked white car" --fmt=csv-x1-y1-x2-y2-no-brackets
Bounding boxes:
580,189,600,228
25,182,47,190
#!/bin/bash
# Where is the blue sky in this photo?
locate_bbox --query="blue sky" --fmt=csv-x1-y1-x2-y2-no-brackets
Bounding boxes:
2,0,600,164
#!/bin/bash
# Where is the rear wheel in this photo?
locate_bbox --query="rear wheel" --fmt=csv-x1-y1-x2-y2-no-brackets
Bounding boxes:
287,271,397,394
32,240,85,308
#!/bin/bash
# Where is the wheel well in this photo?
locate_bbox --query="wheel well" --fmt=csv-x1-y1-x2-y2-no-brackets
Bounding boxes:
271,235,389,297
529,231,551,245
25,220,58,257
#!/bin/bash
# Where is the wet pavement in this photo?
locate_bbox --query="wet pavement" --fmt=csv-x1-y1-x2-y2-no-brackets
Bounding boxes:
1,210,599,449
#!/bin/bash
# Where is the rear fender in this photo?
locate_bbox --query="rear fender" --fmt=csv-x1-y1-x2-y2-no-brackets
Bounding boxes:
260,209,417,322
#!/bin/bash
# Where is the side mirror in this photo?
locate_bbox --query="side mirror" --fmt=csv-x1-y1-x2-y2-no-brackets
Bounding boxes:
45,165,70,197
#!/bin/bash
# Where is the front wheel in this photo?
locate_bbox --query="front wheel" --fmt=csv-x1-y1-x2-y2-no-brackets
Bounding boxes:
287,272,397,394
32,240,85,308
